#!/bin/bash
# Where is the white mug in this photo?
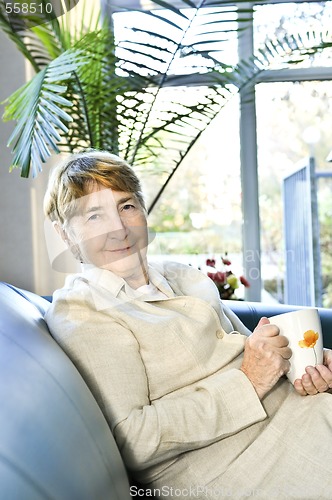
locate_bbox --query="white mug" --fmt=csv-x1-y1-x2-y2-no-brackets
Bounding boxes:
268,308,323,384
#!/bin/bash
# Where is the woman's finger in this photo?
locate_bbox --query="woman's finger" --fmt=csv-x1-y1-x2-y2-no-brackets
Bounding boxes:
314,365,332,389
303,367,328,393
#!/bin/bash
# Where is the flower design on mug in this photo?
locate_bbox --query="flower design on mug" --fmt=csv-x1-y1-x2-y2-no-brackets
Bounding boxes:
298,330,319,348
298,330,319,364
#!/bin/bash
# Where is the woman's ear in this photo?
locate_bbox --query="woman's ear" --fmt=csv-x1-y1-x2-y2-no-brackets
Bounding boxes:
52,220,68,243
53,221,71,246
52,221,83,263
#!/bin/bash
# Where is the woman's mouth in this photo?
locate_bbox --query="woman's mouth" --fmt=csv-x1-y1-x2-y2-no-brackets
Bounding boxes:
109,245,133,253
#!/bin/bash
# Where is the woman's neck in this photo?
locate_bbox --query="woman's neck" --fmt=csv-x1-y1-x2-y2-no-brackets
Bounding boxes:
124,262,149,290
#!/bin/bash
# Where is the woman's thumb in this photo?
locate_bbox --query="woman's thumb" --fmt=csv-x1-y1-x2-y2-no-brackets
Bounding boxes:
256,316,270,328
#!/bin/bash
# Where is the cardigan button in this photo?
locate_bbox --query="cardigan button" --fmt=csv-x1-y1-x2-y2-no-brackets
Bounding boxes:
216,329,224,339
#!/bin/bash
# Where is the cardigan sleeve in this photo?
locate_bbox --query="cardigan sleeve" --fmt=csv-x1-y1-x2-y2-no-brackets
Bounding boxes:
45,290,267,473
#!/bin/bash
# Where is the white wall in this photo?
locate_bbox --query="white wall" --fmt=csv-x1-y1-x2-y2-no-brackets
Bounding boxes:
0,32,75,295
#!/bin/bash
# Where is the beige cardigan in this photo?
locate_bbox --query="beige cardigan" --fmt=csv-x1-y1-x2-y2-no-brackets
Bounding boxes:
45,261,332,499
45,262,264,469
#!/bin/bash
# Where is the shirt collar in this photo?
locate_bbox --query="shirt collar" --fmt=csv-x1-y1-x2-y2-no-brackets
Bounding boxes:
147,262,176,298
81,263,125,297
81,261,175,300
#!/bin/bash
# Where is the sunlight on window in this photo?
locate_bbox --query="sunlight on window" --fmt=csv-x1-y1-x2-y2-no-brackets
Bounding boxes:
111,1,332,304
145,94,242,267
256,80,332,303
254,1,332,69
113,5,238,77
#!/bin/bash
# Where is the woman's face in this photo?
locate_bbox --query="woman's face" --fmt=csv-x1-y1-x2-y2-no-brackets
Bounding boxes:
65,184,148,280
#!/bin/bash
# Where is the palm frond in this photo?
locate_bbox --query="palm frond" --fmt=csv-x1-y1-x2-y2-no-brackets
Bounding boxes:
57,29,152,154
3,50,86,177
0,1,42,71
0,0,101,70
1,0,332,205
142,26,332,211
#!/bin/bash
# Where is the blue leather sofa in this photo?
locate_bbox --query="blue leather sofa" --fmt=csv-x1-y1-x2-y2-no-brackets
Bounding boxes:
1,281,332,499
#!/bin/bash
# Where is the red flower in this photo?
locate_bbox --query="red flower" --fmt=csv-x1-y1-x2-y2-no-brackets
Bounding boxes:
206,255,250,300
206,258,216,268
208,271,226,283
239,275,250,288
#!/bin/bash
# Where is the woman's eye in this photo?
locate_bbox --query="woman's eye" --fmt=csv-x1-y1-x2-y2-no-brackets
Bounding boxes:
121,204,136,212
119,203,139,219
87,213,100,222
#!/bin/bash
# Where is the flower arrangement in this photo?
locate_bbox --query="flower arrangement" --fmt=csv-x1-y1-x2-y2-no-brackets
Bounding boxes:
206,254,250,300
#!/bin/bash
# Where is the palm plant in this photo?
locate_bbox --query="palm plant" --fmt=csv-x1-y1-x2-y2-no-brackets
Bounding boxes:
1,0,331,212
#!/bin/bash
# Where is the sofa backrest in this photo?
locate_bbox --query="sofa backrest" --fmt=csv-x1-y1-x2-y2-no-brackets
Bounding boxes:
0,282,131,500
224,299,332,348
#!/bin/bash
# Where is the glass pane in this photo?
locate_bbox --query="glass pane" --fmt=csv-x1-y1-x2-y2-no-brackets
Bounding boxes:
317,175,332,307
256,80,332,305
143,95,244,293
254,1,332,69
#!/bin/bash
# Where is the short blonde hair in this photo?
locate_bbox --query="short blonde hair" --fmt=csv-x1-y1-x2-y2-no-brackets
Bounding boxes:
44,150,145,224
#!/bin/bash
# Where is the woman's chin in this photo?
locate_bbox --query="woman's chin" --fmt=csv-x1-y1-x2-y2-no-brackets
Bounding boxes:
99,251,148,276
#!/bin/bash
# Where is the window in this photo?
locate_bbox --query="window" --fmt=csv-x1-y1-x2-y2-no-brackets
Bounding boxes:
111,1,332,304
256,80,332,304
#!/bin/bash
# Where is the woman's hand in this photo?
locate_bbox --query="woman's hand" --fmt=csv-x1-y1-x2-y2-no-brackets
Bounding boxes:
240,317,292,400
293,348,332,396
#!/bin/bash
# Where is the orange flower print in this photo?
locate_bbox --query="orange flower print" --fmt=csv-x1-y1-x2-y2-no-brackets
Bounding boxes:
298,330,319,348
298,330,319,364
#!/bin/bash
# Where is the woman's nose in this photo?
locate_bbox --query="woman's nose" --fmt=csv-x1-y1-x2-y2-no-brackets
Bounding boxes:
106,213,128,240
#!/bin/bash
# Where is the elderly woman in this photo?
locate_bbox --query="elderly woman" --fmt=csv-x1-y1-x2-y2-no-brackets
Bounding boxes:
44,150,332,499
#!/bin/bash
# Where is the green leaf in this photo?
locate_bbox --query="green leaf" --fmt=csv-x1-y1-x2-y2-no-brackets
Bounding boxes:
147,0,189,19
3,50,85,177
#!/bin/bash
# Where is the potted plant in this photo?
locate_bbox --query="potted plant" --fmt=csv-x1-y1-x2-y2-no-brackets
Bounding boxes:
1,0,331,213
206,254,250,300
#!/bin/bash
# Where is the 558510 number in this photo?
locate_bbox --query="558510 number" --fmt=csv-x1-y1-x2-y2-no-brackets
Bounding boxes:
5,2,54,14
